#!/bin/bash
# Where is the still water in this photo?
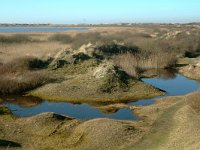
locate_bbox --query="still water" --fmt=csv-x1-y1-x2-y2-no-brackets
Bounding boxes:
0,27,88,33
2,73,200,120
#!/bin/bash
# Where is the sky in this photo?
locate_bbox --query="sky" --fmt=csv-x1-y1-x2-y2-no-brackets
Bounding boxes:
0,0,200,24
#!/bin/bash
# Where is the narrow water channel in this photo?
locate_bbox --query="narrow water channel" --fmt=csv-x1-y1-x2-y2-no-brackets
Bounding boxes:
1,73,200,120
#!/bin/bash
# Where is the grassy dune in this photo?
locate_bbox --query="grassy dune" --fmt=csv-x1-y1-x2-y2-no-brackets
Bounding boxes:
0,91,200,150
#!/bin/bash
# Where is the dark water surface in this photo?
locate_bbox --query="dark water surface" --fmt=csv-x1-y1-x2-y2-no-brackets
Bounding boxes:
2,73,200,120
0,27,88,33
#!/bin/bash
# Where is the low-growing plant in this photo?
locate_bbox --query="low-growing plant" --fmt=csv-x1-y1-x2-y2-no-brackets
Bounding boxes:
0,106,11,115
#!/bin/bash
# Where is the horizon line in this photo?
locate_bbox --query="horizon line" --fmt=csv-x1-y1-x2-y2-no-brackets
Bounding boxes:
0,22,200,25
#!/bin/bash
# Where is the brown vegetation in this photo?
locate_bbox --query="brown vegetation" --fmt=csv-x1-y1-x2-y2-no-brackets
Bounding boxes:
0,34,34,44
113,52,177,77
47,28,200,59
188,92,200,113
97,43,139,56
72,32,102,49
48,34,72,44
0,57,52,95
1,25,200,150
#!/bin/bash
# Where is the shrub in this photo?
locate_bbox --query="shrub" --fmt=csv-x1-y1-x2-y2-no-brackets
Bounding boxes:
0,57,52,95
0,71,51,95
0,57,49,74
113,53,140,78
113,52,177,78
97,43,139,56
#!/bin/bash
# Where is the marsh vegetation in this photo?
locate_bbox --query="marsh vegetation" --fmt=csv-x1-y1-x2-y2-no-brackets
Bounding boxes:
0,57,52,95
0,24,200,96
0,24,200,150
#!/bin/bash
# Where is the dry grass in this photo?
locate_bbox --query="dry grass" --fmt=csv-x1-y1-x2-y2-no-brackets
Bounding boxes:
188,92,200,113
44,28,200,57
0,26,199,81
48,34,73,43
0,57,52,95
0,71,50,95
47,31,151,50
71,32,101,49
0,41,69,62
0,57,48,73
0,34,34,44
113,52,177,77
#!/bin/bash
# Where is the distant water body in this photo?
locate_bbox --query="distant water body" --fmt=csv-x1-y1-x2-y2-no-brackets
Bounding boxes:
0,27,88,33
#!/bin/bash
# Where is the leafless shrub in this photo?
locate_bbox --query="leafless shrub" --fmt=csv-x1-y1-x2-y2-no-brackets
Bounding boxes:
113,53,140,77
97,43,139,56
0,57,49,74
0,71,50,95
113,52,177,78
0,57,52,95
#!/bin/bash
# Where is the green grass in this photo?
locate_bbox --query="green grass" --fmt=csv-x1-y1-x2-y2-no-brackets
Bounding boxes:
0,106,11,115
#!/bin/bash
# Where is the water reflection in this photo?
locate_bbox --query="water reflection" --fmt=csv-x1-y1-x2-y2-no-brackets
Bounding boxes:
142,69,177,79
156,69,177,79
1,96,42,108
130,73,200,107
2,73,200,120
3,101,138,120
142,74,200,96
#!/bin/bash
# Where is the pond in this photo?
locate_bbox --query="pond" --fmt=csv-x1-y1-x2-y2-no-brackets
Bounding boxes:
1,73,200,120
0,27,88,33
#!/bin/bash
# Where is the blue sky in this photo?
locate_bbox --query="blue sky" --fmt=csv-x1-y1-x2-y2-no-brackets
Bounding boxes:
1,0,200,24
